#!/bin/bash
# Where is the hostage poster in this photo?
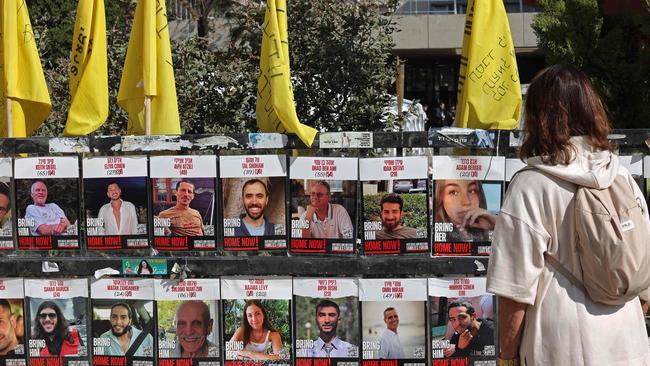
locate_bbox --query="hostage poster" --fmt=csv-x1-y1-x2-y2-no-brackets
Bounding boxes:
25,278,89,366
428,277,495,366
289,157,358,255
150,155,217,251
220,155,287,253
83,156,149,251
0,159,14,250
294,278,360,366
0,278,26,366
359,279,427,366
15,157,80,251
360,156,429,255
432,156,504,256
91,278,155,366
155,278,221,366
222,277,292,366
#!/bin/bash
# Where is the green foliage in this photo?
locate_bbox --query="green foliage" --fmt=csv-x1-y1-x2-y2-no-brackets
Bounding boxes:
532,0,650,128
363,192,428,230
288,0,400,131
29,0,400,136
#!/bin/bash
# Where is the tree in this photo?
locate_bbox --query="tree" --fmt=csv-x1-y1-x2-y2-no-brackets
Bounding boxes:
30,0,401,136
532,0,650,128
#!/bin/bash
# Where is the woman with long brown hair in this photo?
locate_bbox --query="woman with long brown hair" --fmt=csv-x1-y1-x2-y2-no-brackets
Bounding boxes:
434,179,496,242
229,300,284,360
487,64,650,365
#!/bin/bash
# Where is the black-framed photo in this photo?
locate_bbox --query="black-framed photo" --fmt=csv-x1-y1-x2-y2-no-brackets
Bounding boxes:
360,156,430,255
83,156,149,251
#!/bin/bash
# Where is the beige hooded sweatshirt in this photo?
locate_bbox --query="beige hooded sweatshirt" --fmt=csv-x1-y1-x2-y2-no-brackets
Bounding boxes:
487,136,650,365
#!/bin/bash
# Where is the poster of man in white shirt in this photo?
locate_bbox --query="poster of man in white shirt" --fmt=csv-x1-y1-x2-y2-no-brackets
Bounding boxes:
83,156,149,251
360,279,426,366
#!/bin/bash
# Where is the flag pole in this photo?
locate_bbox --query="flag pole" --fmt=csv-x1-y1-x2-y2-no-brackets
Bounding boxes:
5,98,12,138
144,96,151,135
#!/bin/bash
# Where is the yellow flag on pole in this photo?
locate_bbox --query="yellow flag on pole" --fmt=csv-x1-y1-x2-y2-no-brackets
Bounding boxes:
0,0,51,137
118,0,180,135
64,0,108,136
256,0,316,147
455,0,522,130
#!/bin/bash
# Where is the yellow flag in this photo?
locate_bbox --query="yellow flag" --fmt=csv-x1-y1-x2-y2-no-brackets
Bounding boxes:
256,0,316,147
0,0,51,137
118,0,180,135
64,0,108,136
455,0,522,130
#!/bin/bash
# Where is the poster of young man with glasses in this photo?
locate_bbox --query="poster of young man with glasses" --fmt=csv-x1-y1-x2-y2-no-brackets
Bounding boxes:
428,278,495,366
25,278,89,366
289,157,357,255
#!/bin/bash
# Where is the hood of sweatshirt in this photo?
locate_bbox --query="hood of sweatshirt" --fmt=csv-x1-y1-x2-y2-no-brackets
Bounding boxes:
525,136,620,189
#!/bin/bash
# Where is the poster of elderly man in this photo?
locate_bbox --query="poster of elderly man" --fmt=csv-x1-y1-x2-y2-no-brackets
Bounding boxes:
14,157,80,251
155,279,220,365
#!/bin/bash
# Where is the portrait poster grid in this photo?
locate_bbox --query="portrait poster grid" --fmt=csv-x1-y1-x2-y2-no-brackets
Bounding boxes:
150,156,217,252
155,278,221,365
91,278,155,366
359,278,427,366
221,277,292,366
0,158,14,250
289,157,358,255
432,156,504,256
360,156,430,256
14,157,80,251
25,278,90,366
220,155,288,253
293,278,360,366
0,278,26,366
429,278,495,366
83,156,149,251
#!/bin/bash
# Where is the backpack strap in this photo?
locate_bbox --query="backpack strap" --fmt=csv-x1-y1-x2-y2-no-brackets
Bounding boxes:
543,252,586,293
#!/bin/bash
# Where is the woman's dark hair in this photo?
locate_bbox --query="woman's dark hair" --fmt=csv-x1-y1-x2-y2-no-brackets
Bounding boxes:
32,301,73,355
137,260,151,274
520,64,612,165
241,300,279,346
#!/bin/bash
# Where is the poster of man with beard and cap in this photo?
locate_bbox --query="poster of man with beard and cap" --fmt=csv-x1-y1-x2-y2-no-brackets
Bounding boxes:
220,155,287,253
360,278,427,366
294,278,359,366
25,278,89,366
432,156,504,256
83,156,149,251
289,157,357,255
360,156,429,255
428,277,495,366
15,157,80,251
91,279,155,366
0,278,26,366
155,279,220,366
0,159,14,250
